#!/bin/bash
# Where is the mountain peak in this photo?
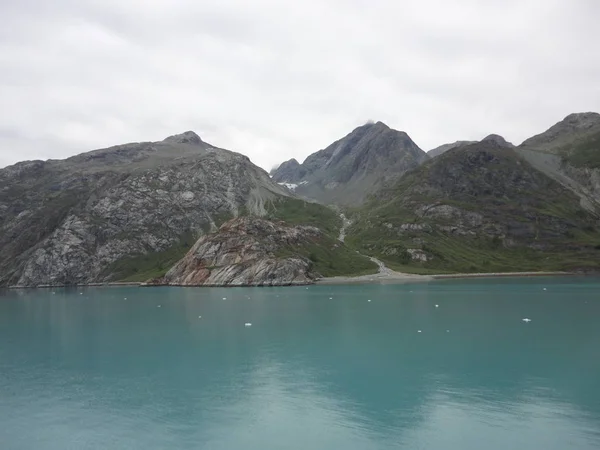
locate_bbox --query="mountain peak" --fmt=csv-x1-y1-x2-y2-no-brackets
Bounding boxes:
270,158,305,182
520,111,600,151
482,134,515,148
562,112,600,128
163,131,203,145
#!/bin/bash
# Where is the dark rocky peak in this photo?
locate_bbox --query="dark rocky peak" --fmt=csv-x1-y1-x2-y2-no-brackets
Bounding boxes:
481,134,515,148
163,131,203,145
270,158,306,183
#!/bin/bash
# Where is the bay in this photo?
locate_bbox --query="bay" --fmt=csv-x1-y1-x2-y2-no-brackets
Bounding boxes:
1,277,599,449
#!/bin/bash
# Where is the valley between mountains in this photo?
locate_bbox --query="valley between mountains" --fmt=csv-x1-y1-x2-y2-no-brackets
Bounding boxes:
2,113,600,287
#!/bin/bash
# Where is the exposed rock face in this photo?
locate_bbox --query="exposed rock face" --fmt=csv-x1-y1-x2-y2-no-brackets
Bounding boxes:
0,134,291,287
157,217,322,286
350,139,600,272
271,121,429,205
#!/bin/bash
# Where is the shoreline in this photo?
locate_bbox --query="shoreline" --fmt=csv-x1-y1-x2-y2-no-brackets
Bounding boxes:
4,271,590,290
431,271,575,280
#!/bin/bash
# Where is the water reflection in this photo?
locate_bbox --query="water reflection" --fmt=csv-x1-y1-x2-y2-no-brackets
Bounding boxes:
0,279,599,449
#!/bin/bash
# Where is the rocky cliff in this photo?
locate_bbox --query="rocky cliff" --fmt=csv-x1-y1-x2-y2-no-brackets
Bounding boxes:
270,121,429,204
155,217,321,286
0,132,292,287
348,139,600,273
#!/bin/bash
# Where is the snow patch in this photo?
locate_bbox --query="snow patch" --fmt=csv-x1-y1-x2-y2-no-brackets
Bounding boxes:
278,182,299,191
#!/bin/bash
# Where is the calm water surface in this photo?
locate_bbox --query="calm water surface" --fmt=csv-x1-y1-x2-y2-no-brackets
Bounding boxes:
1,278,599,449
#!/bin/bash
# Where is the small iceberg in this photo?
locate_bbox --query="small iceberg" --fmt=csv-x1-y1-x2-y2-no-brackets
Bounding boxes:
245,323,252,327
522,318,532,323
417,330,422,333
157,305,161,308
222,297,227,300
435,304,439,308
368,299,372,302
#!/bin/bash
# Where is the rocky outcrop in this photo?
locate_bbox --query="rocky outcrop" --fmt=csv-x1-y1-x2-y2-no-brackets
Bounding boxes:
0,133,292,287
271,121,429,205
155,217,322,286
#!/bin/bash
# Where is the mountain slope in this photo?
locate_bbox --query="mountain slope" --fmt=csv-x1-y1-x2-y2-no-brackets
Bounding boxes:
347,140,600,273
271,121,429,204
517,112,600,212
0,132,295,287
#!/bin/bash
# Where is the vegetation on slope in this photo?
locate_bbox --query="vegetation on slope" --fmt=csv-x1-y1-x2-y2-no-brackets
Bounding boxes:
102,231,198,282
108,196,377,282
266,197,377,277
562,130,600,169
346,142,600,274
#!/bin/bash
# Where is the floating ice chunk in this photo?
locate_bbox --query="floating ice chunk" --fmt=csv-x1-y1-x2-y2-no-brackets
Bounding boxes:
245,323,252,327
157,305,161,308
124,297,127,300
368,299,372,302
222,297,227,300
198,316,202,319
543,288,547,291
418,330,422,333
446,330,450,333
435,304,439,308
522,318,532,323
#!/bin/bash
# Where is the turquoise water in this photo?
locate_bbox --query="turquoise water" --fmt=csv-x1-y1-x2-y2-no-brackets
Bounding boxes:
1,278,599,449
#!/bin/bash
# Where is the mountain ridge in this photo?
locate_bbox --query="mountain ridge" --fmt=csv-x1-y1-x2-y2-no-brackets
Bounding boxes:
271,121,429,204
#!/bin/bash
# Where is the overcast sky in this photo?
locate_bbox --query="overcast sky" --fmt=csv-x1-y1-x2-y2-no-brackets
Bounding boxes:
1,0,599,171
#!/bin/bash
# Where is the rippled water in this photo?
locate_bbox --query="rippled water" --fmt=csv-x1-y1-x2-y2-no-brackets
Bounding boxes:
1,278,599,449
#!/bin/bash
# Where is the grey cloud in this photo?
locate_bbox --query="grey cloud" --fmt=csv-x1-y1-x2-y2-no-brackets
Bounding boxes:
1,0,599,171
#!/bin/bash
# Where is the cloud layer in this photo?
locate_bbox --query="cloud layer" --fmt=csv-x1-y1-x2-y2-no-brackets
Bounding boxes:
1,0,599,170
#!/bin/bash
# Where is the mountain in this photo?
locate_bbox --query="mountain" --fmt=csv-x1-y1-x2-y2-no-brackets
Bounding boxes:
481,134,514,147
428,135,513,159
270,121,429,204
347,139,600,274
428,140,476,158
517,112,600,212
153,215,376,286
0,132,374,287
